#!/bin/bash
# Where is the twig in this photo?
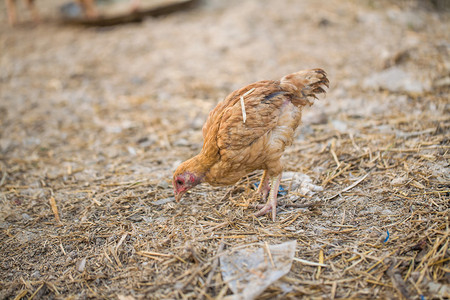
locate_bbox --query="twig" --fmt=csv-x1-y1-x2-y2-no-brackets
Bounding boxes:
325,172,370,201
293,257,328,267
110,245,123,268
49,196,61,223
178,263,211,290
283,201,322,209
29,283,44,300
330,281,337,300
13,290,28,300
200,242,225,300
385,258,410,299
219,186,235,202
115,233,128,253
137,251,173,258
264,241,275,268
96,180,146,198
240,87,255,123
316,249,324,279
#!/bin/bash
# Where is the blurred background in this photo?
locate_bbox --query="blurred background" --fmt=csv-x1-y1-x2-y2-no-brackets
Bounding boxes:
0,0,449,298
1,0,448,168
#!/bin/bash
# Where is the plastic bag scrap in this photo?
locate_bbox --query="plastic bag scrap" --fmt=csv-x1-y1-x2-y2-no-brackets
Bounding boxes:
220,240,297,300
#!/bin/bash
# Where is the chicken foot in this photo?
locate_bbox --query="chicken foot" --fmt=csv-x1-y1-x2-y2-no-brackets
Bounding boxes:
254,173,281,221
256,170,270,200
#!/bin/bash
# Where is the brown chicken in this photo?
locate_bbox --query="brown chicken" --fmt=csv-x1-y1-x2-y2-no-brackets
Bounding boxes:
173,69,328,220
5,0,40,26
5,0,98,26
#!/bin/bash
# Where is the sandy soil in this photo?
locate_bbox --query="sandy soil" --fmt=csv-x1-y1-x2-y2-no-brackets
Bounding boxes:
0,0,449,299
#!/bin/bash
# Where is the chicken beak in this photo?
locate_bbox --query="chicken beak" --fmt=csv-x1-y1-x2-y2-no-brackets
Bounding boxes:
175,190,186,202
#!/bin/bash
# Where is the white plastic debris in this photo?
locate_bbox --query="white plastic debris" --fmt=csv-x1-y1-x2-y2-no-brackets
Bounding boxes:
282,172,323,196
220,240,297,300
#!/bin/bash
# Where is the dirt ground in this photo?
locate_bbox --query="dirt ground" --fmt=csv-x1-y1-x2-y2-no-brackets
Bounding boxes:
0,0,449,299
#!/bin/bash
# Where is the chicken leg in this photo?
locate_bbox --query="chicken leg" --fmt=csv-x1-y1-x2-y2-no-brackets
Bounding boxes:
256,170,270,200
254,173,281,221
25,0,40,23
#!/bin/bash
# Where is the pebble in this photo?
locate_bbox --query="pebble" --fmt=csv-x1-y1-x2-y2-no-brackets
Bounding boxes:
77,257,87,272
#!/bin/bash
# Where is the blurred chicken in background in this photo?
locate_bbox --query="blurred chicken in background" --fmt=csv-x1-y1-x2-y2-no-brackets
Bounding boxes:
5,0,40,25
6,0,143,26
5,0,100,26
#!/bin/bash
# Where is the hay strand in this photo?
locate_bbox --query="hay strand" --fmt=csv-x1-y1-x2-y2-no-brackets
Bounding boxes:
49,196,60,223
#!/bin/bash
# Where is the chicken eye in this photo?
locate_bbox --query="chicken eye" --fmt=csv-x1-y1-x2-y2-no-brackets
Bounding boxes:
176,179,183,185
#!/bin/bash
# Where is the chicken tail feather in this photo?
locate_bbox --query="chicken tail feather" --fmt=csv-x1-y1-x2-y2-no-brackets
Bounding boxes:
280,68,329,106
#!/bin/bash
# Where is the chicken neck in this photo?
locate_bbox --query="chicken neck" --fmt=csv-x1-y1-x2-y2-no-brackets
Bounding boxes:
179,153,216,184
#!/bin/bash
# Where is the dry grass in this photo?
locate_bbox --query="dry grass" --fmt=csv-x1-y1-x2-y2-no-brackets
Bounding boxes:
1,91,448,299
0,0,449,299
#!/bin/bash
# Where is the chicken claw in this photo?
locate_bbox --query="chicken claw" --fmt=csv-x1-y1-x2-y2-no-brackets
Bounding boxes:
256,170,270,200
254,174,281,221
